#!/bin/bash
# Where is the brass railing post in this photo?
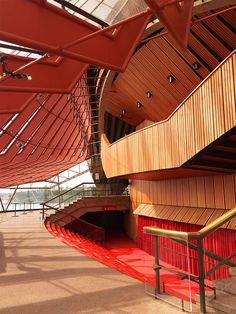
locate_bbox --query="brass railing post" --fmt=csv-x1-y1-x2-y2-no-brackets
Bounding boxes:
197,238,206,313
154,236,161,295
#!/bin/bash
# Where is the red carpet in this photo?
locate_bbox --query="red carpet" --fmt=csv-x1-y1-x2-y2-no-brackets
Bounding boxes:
45,222,210,303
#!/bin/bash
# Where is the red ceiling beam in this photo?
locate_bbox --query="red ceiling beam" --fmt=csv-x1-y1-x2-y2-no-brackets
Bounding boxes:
144,0,194,48
0,54,88,93
0,92,35,113
0,0,151,72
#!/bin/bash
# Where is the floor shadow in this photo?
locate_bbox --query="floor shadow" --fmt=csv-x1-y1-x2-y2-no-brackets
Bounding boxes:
0,265,122,287
0,282,147,314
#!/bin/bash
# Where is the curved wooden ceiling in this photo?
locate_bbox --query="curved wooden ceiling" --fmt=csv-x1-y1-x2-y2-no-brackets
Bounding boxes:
103,7,236,127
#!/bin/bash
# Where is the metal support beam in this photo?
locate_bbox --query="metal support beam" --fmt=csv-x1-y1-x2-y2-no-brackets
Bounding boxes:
154,236,161,295
5,186,18,211
197,239,206,313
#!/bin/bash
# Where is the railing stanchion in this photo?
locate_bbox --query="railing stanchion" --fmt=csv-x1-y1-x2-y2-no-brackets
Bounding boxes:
197,239,206,313
154,236,161,295
23,202,26,214
42,205,45,220
13,203,17,217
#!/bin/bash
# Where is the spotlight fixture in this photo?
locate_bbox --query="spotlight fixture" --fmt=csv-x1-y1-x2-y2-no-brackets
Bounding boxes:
167,75,175,83
122,109,127,115
119,114,123,118
193,61,201,70
137,101,142,108
0,55,32,80
36,93,43,100
16,141,25,149
146,91,152,98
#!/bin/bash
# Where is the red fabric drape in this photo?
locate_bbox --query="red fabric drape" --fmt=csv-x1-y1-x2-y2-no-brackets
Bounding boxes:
138,216,236,280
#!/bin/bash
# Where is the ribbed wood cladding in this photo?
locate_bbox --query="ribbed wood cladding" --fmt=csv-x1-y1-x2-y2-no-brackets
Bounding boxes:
133,204,236,230
130,173,236,230
130,174,236,211
101,52,236,178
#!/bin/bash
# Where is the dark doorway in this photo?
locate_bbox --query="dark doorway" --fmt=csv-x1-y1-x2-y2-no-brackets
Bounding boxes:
80,211,125,232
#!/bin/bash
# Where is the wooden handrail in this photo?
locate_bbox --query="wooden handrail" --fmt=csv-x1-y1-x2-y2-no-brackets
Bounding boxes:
144,207,236,240
199,207,236,238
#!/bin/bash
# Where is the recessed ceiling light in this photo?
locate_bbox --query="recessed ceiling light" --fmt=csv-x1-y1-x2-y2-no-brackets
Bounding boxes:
146,91,152,98
193,61,201,70
167,75,175,83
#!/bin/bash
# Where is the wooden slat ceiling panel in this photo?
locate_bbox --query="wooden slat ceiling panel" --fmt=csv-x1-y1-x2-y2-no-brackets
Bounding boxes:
149,40,201,89
164,33,210,78
103,10,236,128
134,204,236,230
197,17,236,49
216,9,236,29
188,31,220,69
141,47,189,101
130,56,177,117
191,23,231,61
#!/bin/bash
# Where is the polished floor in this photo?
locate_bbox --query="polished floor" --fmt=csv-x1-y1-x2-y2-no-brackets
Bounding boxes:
0,211,216,314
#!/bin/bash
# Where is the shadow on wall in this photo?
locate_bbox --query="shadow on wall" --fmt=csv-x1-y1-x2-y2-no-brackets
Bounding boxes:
0,233,6,273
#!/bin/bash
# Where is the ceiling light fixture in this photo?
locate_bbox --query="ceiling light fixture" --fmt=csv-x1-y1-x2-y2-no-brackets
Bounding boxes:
167,75,175,83
137,101,142,108
146,91,152,98
16,141,25,149
0,55,32,80
122,109,127,115
193,61,201,70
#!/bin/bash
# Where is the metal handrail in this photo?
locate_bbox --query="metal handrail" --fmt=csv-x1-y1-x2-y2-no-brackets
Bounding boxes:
41,182,129,219
143,206,236,313
41,182,94,206
46,207,105,243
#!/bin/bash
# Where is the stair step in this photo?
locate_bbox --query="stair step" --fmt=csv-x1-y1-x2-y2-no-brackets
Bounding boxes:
207,292,236,314
213,279,236,296
230,268,236,278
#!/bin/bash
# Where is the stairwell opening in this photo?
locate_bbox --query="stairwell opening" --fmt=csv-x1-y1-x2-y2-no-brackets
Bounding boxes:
80,210,126,242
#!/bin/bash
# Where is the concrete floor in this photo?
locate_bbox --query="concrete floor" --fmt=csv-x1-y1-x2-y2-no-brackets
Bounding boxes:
0,211,215,314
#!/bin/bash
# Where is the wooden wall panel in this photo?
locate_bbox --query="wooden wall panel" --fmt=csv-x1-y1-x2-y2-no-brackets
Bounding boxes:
204,176,215,208
196,176,206,208
223,175,236,209
222,54,236,130
130,173,236,211
127,175,236,240
213,175,226,209
136,120,155,130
